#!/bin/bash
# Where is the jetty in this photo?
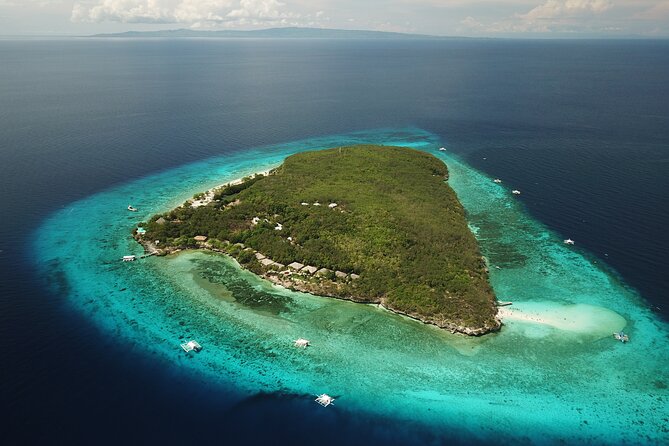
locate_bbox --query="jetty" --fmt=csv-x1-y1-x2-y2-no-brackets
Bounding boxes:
315,394,335,407
122,255,136,262
180,340,202,352
496,301,513,307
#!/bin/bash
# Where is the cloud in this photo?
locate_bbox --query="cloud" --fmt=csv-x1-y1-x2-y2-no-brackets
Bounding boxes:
459,0,618,34
632,0,669,20
520,0,613,21
71,0,303,26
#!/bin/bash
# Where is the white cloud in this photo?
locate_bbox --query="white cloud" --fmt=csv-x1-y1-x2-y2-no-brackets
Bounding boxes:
459,0,620,34
632,0,669,20
520,0,613,21
71,0,302,26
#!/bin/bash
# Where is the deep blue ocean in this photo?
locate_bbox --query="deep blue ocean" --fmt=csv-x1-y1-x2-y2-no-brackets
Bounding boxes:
1,38,668,445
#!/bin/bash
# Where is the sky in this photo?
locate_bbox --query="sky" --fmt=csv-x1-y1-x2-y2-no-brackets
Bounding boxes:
1,0,668,37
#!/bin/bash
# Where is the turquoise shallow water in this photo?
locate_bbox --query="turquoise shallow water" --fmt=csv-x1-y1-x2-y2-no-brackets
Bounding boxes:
34,129,669,444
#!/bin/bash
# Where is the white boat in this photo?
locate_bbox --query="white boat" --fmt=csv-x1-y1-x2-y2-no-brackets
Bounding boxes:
294,338,310,348
493,179,502,183
613,331,629,343
128,205,138,212
512,190,521,195
439,147,447,151
180,340,202,352
315,394,335,407
564,238,575,245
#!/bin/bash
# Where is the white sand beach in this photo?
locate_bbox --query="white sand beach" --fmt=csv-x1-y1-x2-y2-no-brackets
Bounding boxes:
498,302,626,335
190,169,273,208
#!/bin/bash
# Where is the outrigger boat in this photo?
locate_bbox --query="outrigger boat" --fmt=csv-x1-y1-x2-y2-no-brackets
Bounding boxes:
294,338,310,348
180,340,203,352
613,331,629,343
315,394,335,407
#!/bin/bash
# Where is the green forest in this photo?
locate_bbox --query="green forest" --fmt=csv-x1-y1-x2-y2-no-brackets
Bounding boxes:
142,145,499,333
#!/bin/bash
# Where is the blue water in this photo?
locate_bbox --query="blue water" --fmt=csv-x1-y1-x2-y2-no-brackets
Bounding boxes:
2,39,668,444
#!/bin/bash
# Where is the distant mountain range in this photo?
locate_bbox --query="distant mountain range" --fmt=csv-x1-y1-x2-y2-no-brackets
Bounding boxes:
91,27,457,39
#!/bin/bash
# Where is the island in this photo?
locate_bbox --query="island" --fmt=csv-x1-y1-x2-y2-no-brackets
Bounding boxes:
136,145,501,335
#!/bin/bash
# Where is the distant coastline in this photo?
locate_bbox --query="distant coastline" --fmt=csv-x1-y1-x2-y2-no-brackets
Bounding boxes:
90,26,465,40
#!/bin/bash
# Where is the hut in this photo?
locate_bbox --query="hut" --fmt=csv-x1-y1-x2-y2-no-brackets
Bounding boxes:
155,217,167,225
335,271,347,279
288,262,305,271
194,235,208,242
260,258,275,266
316,268,331,277
302,266,318,275
255,252,266,260
350,273,361,280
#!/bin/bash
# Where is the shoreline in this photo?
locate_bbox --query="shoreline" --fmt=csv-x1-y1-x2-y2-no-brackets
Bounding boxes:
142,242,503,336
189,168,274,208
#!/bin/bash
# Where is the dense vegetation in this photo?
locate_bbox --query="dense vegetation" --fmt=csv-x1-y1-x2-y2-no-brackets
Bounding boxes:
142,145,499,333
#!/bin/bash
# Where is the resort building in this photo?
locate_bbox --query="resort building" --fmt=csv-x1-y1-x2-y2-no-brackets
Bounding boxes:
288,262,304,271
302,266,318,275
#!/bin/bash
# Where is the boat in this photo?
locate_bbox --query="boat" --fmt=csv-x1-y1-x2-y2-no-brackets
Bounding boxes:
122,255,136,262
512,190,521,195
439,147,447,151
180,340,203,352
294,338,310,348
493,178,502,183
564,238,575,245
128,205,138,212
315,394,335,407
613,331,629,343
